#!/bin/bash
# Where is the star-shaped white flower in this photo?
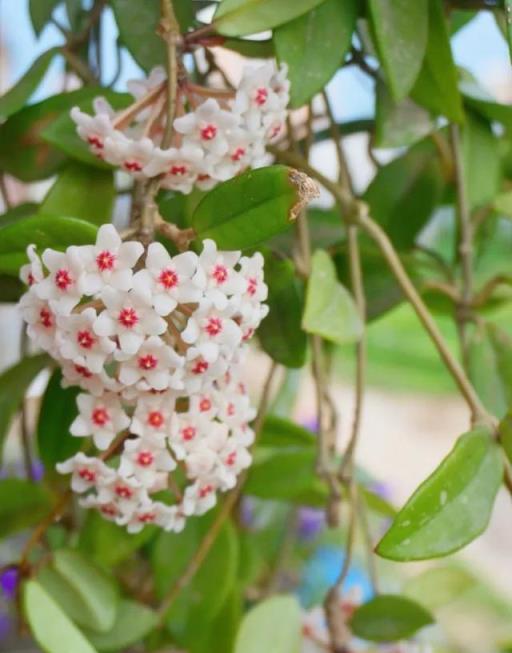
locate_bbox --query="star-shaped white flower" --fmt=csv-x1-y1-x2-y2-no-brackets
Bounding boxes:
130,391,175,440
103,133,158,178
174,98,239,157
56,453,115,493
70,98,116,158
35,248,84,315
20,245,44,287
119,436,176,485
118,335,184,391
181,303,242,363
57,307,116,373
70,392,130,450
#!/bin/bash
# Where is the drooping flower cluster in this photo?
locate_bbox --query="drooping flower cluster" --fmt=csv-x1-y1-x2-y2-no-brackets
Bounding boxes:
19,225,268,533
70,63,289,194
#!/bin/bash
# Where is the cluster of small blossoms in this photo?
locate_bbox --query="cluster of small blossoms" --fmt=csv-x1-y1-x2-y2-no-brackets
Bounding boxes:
301,589,432,653
70,62,289,194
19,224,268,533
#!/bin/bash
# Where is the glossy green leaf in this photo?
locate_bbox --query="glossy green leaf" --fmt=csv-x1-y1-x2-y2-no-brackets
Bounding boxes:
0,88,105,182
377,427,503,561
222,38,274,58
368,0,428,101
0,202,39,227
214,0,327,37
461,79,512,132
258,415,316,448
193,588,242,653
53,549,118,633
234,595,301,653
191,166,301,249
0,478,52,537
302,249,363,345
37,369,81,468
349,594,434,642
42,91,131,168
41,163,115,225
375,80,435,148
0,49,58,120
82,600,157,652
499,412,512,466
111,0,165,71
0,353,50,465
411,0,464,122
29,0,61,35
462,112,501,210
0,214,97,276
493,190,512,218
274,0,357,107
24,580,98,653
404,565,476,610
258,255,307,368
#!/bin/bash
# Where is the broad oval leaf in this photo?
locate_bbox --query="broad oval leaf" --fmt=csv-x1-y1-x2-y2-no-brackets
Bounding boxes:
52,549,118,633
376,427,503,561
258,255,307,368
0,214,97,276
368,0,428,101
0,478,52,537
214,0,327,37
302,249,363,345
274,0,357,107
24,580,98,653
234,595,301,653
462,112,501,211
404,565,476,611
29,0,61,35
258,415,316,448
191,166,304,250
0,353,50,464
82,600,157,652
110,0,165,71
349,594,434,642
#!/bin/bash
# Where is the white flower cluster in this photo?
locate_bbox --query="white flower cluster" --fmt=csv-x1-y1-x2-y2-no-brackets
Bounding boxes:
19,225,268,533
70,63,289,194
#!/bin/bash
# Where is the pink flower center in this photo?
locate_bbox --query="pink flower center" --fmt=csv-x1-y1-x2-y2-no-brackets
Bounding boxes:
28,272,35,286
159,268,178,289
118,307,138,328
92,407,110,426
247,277,257,296
147,410,164,427
270,123,282,138
87,135,104,149
199,484,214,499
39,307,53,328
170,164,187,176
115,485,133,499
74,364,93,378
255,87,268,106
199,398,211,412
226,451,237,466
205,316,222,336
78,468,96,482
138,354,158,370
181,426,196,441
124,160,142,172
138,512,156,523
212,264,228,284
227,402,235,416
231,147,246,162
77,329,95,349
55,268,73,291
136,450,154,467
200,123,217,140
197,173,210,181
101,504,118,517
96,250,116,271
192,359,208,375
243,328,254,341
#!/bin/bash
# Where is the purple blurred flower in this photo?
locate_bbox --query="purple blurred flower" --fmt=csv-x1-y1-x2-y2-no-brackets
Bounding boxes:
239,496,256,527
0,568,19,601
297,507,326,540
0,613,12,640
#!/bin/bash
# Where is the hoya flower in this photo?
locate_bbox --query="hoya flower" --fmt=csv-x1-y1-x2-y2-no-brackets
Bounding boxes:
196,239,245,310
132,243,202,316
188,392,218,420
60,360,117,396
70,392,130,450
182,350,228,395
119,437,176,485
19,295,57,353
182,481,217,516
35,248,84,315
57,307,116,373
174,98,239,157
19,245,44,287
127,66,166,120
118,335,184,391
214,440,252,490
94,287,167,356
75,224,144,295
168,411,210,461
80,494,122,523
144,143,204,194
70,98,116,157
181,304,242,363
103,133,159,178
56,453,115,493
97,473,146,515
130,391,175,440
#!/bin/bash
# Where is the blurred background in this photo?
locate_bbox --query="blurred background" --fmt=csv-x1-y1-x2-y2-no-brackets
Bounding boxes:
1,2,512,652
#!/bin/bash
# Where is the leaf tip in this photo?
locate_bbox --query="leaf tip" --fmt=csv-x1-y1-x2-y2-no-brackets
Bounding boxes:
288,168,319,221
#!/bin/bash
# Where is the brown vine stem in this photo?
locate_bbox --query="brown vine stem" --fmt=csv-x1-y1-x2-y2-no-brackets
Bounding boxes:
156,360,278,623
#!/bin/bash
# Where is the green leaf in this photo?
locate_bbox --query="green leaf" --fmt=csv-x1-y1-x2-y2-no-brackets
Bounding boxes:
274,0,357,107
24,580,98,653
29,0,61,35
302,249,363,345
42,90,131,169
214,0,327,37
222,38,274,58
82,600,157,652
368,0,428,101
191,166,302,250
0,353,50,465
376,427,503,561
374,80,435,148
0,479,52,537
499,412,512,466
504,0,512,65
234,595,301,653
462,112,501,210
362,140,444,250
0,275,24,302
349,594,434,642
257,255,307,368
37,369,81,468
461,79,512,132
258,415,316,448
411,0,464,122
41,163,115,225
52,549,118,633
0,88,107,182
493,190,512,218
0,202,39,227
0,214,97,276
193,588,242,653
404,565,476,610
0,49,58,120
110,0,166,71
